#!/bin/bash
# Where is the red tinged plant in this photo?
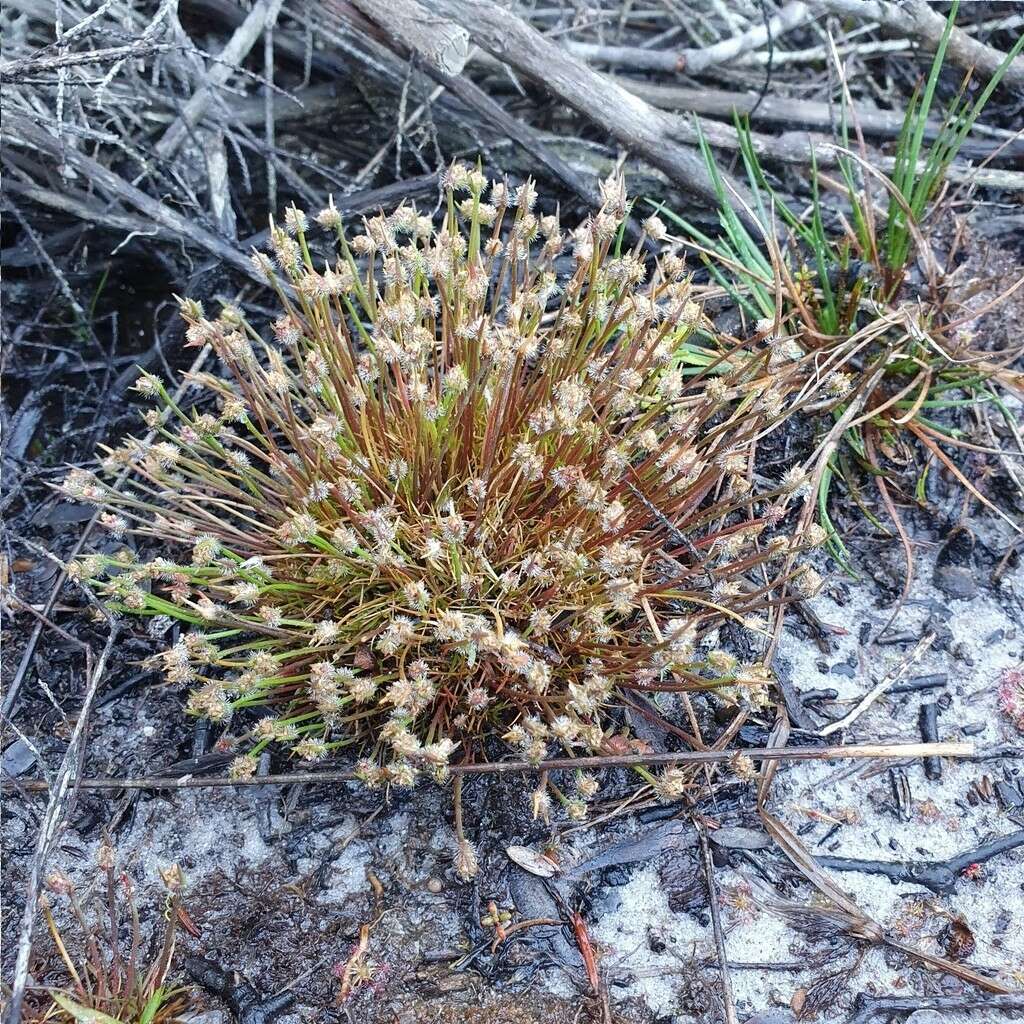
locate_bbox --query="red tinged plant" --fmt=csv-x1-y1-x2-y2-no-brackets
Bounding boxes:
997,667,1024,733
23,852,189,1024
62,168,822,805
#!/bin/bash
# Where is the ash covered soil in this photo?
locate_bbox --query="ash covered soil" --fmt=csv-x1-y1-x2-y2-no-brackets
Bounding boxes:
3,517,1023,1023
3,147,1024,1024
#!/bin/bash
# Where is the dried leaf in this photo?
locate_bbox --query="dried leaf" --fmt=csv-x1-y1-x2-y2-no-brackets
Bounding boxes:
790,988,807,1016
507,845,559,877
942,917,976,961
49,993,121,1024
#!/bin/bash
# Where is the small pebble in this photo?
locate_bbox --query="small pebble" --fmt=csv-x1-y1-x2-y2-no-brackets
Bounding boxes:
905,1012,944,1024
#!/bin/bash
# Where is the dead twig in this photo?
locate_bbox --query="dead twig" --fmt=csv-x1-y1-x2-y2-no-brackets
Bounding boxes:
155,0,286,160
613,80,1023,162
5,112,255,275
565,2,811,75
362,0,753,212
756,719,1015,997
815,829,1024,894
850,993,1024,1024
352,0,469,76
818,633,936,737
816,0,1024,89
341,3,599,211
0,41,171,83
4,622,119,1024
2,742,975,794
696,819,739,1024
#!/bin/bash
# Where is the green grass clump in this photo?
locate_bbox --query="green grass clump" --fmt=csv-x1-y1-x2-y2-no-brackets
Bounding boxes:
651,0,1024,572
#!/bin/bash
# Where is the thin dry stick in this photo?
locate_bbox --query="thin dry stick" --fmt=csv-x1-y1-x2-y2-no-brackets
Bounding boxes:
263,1,278,214
819,633,936,737
354,81,448,185
4,742,974,794
565,1,810,74
816,0,1024,89
155,0,285,160
7,113,256,279
0,41,170,83
341,5,601,211
6,625,119,1024
758,731,1015,995
611,79,1019,154
696,819,738,1024
6,198,85,320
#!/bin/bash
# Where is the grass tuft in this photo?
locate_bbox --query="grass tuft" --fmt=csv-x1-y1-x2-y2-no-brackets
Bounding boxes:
61,169,824,807
23,853,189,1024
650,3,1024,575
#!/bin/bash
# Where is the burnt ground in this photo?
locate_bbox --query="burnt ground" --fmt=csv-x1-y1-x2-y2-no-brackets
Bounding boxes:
3,325,1024,1023
3,513,1024,1023
3,293,1024,1024
4,3,1024,1023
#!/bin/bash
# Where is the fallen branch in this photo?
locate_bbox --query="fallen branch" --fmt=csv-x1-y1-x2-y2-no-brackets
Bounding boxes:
760,801,1015,995
564,2,811,75
3,742,974,793
815,829,1024,894
359,0,752,211
465,52,1024,189
155,0,286,160
6,111,257,279
613,79,1023,162
339,3,599,212
850,993,1024,1024
352,0,469,75
696,819,739,1024
0,41,170,83
816,0,1024,89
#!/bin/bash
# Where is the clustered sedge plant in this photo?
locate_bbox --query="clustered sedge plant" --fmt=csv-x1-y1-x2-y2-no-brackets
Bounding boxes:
655,150,1008,573
62,167,826,835
25,850,189,1024
653,3,1024,574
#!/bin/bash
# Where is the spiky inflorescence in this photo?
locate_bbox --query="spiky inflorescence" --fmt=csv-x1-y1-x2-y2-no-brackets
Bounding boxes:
64,168,819,788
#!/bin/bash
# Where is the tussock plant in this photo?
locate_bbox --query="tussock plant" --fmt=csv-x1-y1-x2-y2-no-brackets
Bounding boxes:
63,169,822,813
22,853,189,1024
653,3,1024,573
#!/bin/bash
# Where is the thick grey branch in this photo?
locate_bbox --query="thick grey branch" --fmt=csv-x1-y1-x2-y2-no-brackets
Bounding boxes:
353,0,469,75
415,0,753,211
816,0,1024,89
